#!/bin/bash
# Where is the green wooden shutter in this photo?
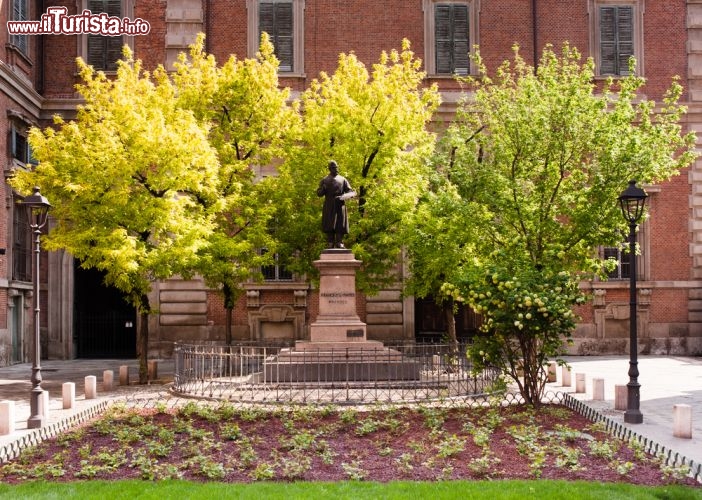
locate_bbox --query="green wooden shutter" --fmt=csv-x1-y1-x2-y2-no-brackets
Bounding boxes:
275,3,294,72
599,5,633,76
11,0,28,54
435,4,469,75
435,5,452,74
87,0,123,71
452,5,469,75
259,1,294,72
616,6,634,76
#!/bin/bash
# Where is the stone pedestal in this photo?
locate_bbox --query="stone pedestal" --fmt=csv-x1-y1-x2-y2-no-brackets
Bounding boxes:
265,249,419,382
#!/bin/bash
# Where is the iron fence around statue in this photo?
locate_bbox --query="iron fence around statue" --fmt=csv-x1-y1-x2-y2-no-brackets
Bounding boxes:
172,342,501,405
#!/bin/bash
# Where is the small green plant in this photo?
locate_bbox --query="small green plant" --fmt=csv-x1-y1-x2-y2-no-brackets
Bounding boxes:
395,453,414,474
553,424,582,443
341,460,367,481
279,452,312,480
74,461,107,479
153,401,168,414
612,460,635,476
250,462,275,481
439,464,454,481
436,434,465,458
355,418,381,436
238,439,259,468
541,406,573,421
418,406,446,430
340,408,358,424
588,439,619,460
378,446,393,457
468,454,500,478
554,446,582,471
319,445,337,465
221,422,242,440
239,407,269,422
97,450,128,469
529,449,547,478
190,456,227,480
659,462,692,482
77,444,92,460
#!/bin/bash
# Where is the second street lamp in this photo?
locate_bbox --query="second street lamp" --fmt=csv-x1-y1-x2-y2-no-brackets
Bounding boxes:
22,187,51,430
618,179,647,425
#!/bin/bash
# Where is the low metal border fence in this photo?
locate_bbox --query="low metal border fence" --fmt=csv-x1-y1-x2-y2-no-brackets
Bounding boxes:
172,342,502,404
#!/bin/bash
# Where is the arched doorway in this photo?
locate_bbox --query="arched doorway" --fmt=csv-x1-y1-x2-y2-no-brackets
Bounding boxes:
73,263,136,358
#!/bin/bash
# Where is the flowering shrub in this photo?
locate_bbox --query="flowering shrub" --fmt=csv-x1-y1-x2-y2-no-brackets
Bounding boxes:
463,258,586,406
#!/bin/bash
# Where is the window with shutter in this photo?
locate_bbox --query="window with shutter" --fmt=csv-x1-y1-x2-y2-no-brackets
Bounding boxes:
10,0,29,55
259,1,294,72
433,2,471,75
598,4,635,76
87,0,124,71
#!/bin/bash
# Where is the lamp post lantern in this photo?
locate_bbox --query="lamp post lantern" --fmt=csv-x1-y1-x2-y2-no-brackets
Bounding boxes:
22,187,51,429
618,179,647,425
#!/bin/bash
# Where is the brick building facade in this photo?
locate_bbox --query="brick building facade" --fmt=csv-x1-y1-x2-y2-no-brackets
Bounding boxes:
1,0,701,363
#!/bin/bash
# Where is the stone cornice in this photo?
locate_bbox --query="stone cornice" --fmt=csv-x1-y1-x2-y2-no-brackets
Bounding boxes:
0,61,42,119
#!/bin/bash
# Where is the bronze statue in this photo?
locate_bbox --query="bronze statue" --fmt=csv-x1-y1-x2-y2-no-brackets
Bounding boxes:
317,160,356,248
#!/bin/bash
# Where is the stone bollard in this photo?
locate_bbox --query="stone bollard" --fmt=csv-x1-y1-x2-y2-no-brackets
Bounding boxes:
575,373,586,393
62,382,75,410
148,360,158,381
103,370,114,391
0,400,15,435
592,378,605,401
614,385,628,411
673,404,692,439
85,375,97,400
547,361,557,383
39,390,50,420
119,365,130,386
432,354,441,369
561,365,572,387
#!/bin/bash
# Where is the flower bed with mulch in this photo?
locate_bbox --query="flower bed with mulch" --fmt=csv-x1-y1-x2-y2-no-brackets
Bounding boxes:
0,402,698,486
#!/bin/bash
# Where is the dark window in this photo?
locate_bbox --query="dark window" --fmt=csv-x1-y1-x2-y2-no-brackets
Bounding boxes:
87,0,123,71
261,250,293,281
259,1,294,72
604,246,630,280
435,4,469,75
10,0,29,55
9,127,35,165
12,201,31,282
599,5,634,76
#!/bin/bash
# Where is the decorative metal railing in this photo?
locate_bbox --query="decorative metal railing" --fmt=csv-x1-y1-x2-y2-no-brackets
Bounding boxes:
172,342,502,404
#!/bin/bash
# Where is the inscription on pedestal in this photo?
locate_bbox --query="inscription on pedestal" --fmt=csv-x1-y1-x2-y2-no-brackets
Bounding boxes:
322,292,355,306
346,329,364,338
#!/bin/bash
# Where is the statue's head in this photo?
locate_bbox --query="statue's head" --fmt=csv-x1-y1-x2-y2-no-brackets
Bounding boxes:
328,160,339,175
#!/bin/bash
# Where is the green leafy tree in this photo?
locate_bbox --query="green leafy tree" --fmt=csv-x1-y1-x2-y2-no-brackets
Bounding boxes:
438,44,697,405
172,34,298,343
12,49,220,383
404,162,487,347
271,40,440,291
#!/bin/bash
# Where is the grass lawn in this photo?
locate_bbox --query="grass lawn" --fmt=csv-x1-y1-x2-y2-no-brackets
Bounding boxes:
0,479,700,499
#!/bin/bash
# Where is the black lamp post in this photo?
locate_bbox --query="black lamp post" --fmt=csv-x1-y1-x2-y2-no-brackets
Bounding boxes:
22,187,51,429
618,179,647,425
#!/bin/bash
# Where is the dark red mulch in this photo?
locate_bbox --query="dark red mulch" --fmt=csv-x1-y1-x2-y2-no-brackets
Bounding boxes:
0,403,699,487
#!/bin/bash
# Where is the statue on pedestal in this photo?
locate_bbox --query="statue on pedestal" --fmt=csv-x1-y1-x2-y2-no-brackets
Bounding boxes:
317,160,356,248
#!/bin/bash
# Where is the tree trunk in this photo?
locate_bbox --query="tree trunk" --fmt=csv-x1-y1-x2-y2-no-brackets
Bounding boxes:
443,300,458,348
136,294,151,384
224,284,233,345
